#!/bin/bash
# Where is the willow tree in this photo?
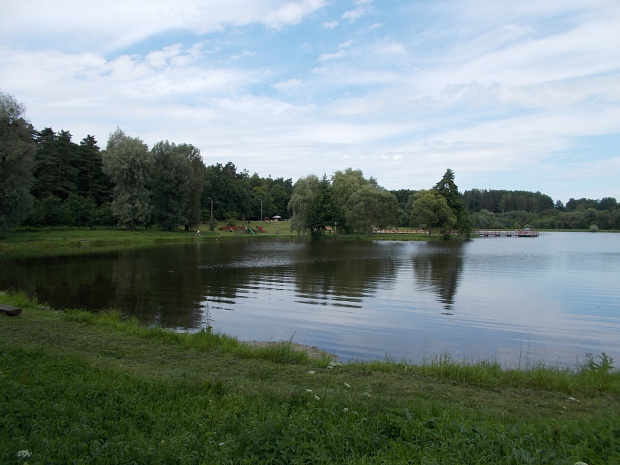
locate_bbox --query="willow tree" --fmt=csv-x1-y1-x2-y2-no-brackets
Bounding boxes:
288,174,320,235
102,128,152,230
345,187,401,234
410,189,456,238
0,91,36,234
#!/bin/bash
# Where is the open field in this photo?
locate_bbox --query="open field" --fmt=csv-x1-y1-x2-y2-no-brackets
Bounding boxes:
1,291,618,464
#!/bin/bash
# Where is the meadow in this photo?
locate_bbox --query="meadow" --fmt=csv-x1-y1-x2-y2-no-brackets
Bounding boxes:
1,290,618,464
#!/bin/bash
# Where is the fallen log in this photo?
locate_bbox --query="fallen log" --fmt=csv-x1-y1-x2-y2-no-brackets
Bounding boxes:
0,304,22,316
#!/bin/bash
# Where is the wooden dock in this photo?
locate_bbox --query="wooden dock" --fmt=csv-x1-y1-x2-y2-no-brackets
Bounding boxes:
473,230,539,238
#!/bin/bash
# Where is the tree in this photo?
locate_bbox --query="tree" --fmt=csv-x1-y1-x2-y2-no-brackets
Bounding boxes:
288,174,320,235
433,168,472,237
306,175,342,238
32,128,80,200
102,128,153,230
0,91,36,234
345,187,400,234
176,144,205,231
202,162,252,221
77,135,112,206
150,141,194,231
410,189,456,237
331,168,378,233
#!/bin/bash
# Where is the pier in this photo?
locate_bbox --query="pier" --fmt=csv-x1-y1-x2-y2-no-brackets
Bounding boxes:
473,230,539,237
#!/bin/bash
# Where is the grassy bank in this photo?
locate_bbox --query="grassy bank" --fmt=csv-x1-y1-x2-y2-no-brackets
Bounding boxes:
1,292,618,464
0,224,438,257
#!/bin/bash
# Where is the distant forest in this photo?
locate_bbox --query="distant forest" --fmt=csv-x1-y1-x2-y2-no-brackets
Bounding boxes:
2,91,619,234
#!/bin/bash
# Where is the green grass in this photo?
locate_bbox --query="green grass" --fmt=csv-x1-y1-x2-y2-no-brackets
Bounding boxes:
1,291,618,464
0,223,446,258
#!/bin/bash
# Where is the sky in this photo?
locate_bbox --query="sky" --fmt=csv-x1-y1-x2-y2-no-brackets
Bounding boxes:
1,0,619,204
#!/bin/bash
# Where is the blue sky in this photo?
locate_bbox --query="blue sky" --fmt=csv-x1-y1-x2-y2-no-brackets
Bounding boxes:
1,0,619,204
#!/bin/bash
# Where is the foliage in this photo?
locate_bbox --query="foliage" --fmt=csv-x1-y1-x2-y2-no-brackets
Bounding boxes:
288,174,321,235
410,189,457,237
306,175,342,238
181,143,206,230
345,186,401,234
434,168,472,236
0,91,36,235
331,168,378,233
32,128,80,200
202,162,252,221
464,188,555,214
151,140,194,231
102,128,153,230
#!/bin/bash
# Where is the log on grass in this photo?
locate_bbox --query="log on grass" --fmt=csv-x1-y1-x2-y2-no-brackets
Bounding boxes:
0,304,22,316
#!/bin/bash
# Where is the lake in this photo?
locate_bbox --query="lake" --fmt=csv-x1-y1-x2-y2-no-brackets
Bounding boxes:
2,232,619,367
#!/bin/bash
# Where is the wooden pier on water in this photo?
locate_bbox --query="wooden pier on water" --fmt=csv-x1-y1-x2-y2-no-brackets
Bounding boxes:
473,229,539,238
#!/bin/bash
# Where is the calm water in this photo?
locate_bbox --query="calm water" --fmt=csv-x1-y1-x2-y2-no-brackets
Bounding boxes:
2,232,619,367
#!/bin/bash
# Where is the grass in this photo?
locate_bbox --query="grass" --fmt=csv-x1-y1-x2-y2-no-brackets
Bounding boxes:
1,291,619,464
0,223,446,258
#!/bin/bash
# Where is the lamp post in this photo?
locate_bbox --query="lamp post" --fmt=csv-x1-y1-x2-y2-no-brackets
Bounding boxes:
259,199,263,222
208,197,216,230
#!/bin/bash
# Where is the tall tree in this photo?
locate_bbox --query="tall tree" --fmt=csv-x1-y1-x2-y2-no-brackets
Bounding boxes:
410,189,456,237
331,168,378,233
0,91,36,234
32,129,80,200
288,174,320,235
77,135,112,205
151,141,194,231
433,168,472,236
306,175,342,238
102,128,153,230
345,187,401,234
173,143,205,231
202,162,252,221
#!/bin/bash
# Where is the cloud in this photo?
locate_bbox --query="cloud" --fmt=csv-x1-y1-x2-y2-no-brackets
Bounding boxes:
0,0,327,53
318,50,347,61
274,79,304,92
343,0,372,22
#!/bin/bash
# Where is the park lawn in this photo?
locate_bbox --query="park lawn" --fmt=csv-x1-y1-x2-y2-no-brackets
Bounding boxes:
1,291,618,464
0,223,437,258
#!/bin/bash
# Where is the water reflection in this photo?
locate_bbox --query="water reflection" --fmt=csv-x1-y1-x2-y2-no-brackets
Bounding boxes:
2,234,619,366
411,242,464,313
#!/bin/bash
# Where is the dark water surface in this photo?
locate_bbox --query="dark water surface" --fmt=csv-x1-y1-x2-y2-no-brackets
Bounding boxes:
2,232,619,366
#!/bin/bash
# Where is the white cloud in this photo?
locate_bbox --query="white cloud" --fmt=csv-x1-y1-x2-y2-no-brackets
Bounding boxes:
0,0,327,53
343,0,372,22
318,50,347,61
274,79,304,91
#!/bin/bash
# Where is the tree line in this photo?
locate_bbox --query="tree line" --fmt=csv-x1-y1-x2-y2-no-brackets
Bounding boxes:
2,91,619,236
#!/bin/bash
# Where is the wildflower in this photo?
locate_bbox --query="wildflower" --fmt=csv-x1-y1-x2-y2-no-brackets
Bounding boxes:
308,370,316,375
343,408,349,413
219,442,226,447
16,450,32,459
344,382,351,388
314,395,321,401
306,389,313,393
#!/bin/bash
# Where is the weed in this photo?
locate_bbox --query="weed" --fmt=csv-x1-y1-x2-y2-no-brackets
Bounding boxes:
582,352,615,374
